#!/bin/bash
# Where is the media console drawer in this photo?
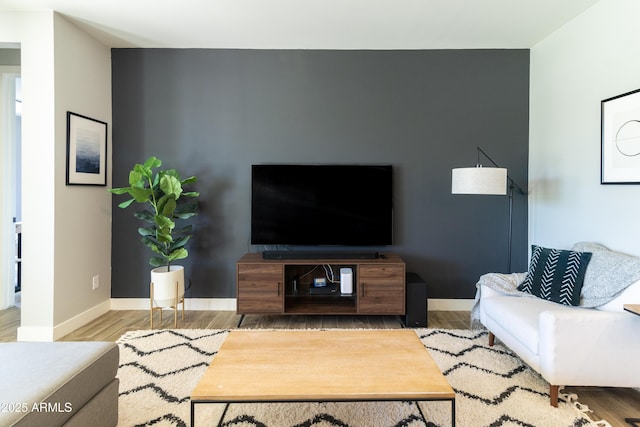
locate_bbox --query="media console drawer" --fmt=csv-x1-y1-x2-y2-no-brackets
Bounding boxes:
236,253,405,316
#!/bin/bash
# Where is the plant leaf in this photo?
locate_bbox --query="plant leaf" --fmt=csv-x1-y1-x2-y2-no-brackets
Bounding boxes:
130,186,152,203
163,197,177,217
174,199,198,214
174,212,197,220
160,174,183,198
163,168,180,179
141,235,160,249
144,156,162,169
137,227,154,237
133,210,155,222
129,169,145,186
149,256,166,268
169,235,191,251
154,214,175,231
117,198,136,209
109,187,131,195
157,194,177,217
167,248,188,262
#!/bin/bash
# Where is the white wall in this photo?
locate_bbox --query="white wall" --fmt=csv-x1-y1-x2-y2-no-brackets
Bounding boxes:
0,11,57,339
52,14,112,330
529,0,640,256
0,11,112,340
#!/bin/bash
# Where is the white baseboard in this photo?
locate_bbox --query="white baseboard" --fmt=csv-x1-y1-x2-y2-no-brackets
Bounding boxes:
17,299,111,342
428,298,474,311
110,298,237,311
55,299,112,340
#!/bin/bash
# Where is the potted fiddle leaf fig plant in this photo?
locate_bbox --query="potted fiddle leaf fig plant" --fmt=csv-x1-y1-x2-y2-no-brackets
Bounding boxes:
109,156,199,309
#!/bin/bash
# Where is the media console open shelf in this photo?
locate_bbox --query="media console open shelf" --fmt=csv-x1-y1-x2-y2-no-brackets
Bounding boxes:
236,253,406,316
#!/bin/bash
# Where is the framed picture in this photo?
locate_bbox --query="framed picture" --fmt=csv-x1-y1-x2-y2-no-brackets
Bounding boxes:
66,111,108,186
601,88,640,184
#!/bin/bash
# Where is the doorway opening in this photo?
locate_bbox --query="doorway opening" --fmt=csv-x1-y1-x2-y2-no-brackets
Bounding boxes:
1,52,22,313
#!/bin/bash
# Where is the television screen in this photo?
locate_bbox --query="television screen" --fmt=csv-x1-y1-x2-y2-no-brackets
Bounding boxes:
251,164,393,246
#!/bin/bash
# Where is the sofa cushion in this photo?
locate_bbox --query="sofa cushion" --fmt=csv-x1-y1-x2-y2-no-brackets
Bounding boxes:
518,245,592,306
482,295,548,355
0,341,119,427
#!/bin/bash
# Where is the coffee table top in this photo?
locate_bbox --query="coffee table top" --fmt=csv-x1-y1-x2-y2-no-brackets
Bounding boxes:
191,329,455,402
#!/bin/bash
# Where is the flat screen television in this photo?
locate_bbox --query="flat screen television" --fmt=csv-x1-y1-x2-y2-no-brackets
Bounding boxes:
251,164,393,247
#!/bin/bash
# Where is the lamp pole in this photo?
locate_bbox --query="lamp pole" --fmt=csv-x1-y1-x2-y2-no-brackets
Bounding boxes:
476,147,527,273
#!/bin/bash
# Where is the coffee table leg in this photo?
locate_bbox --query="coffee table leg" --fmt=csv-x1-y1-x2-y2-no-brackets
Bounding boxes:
217,403,230,427
417,399,455,427
451,398,456,427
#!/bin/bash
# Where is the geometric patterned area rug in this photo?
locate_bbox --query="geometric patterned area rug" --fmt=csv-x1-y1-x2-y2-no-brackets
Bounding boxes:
116,328,606,427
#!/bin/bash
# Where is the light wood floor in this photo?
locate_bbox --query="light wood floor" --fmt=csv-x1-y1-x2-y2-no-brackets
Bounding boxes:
1,307,638,426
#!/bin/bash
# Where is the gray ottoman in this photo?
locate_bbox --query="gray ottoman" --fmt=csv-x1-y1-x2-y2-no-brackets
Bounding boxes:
0,341,119,427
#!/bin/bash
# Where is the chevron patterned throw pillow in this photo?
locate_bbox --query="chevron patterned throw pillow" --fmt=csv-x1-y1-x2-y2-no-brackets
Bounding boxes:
517,245,592,306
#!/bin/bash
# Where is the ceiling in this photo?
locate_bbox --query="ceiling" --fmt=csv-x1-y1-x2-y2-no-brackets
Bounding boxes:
0,0,600,49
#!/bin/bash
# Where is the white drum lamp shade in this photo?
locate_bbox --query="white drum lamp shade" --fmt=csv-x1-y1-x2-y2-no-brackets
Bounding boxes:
451,167,507,195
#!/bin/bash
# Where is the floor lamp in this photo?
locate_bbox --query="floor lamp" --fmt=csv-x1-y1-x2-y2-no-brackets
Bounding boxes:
451,147,527,273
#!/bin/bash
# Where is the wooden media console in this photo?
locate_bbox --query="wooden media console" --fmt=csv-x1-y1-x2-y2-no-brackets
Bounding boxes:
236,253,405,315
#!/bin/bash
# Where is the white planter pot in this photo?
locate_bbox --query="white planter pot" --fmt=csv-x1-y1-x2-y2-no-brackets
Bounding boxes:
150,265,185,308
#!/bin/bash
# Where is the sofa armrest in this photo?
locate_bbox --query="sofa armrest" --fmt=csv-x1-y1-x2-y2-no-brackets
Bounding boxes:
538,308,640,387
479,284,504,299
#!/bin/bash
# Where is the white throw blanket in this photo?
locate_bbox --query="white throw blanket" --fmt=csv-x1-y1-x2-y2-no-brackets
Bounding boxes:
573,241,640,306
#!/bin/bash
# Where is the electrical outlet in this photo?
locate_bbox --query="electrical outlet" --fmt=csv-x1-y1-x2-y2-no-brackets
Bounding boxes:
92,275,99,290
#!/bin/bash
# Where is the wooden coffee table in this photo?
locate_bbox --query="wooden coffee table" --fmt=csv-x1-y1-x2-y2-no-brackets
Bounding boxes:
190,329,455,426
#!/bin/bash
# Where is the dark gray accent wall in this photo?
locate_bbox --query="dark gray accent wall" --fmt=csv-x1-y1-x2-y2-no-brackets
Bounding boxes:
111,49,529,300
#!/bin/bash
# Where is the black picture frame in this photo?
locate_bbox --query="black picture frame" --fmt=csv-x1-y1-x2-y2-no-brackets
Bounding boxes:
601,88,640,184
66,111,108,186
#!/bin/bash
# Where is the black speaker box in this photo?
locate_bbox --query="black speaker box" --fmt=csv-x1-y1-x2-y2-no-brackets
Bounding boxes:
404,272,427,327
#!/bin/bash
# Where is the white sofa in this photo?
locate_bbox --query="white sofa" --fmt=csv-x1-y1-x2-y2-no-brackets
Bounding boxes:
476,242,640,407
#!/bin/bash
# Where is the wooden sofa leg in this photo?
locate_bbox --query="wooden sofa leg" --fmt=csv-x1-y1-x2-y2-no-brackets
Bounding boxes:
488,332,495,347
550,385,559,407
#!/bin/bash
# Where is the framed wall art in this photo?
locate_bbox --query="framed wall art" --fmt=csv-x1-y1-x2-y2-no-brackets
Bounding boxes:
66,111,108,186
601,88,640,184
